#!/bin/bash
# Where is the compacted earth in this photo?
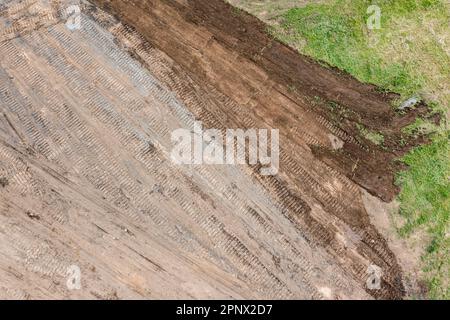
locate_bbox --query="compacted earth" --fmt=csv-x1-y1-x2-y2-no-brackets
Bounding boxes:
0,0,433,299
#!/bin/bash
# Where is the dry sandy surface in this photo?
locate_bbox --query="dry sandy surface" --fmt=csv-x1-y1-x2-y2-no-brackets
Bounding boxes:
0,0,431,299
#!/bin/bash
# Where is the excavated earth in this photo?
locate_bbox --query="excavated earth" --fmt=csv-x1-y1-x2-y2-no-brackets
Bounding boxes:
0,0,434,299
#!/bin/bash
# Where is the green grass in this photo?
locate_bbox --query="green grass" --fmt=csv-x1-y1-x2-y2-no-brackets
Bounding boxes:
275,0,449,103
357,124,385,146
397,132,449,299
269,0,450,298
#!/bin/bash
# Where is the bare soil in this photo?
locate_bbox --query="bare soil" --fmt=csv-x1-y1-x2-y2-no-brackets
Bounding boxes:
0,0,433,299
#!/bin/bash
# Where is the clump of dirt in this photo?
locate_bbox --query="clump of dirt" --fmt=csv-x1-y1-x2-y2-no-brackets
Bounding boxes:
0,177,9,188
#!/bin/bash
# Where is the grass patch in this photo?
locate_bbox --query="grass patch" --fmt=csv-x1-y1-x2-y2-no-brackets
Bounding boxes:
357,124,385,145
231,6,244,17
396,133,450,299
268,0,450,298
402,118,439,138
275,0,450,106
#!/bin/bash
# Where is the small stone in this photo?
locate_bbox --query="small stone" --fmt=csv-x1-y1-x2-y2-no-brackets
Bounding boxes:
398,96,419,110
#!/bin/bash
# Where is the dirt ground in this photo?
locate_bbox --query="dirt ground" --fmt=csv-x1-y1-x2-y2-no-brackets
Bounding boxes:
0,0,432,299
226,0,322,23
